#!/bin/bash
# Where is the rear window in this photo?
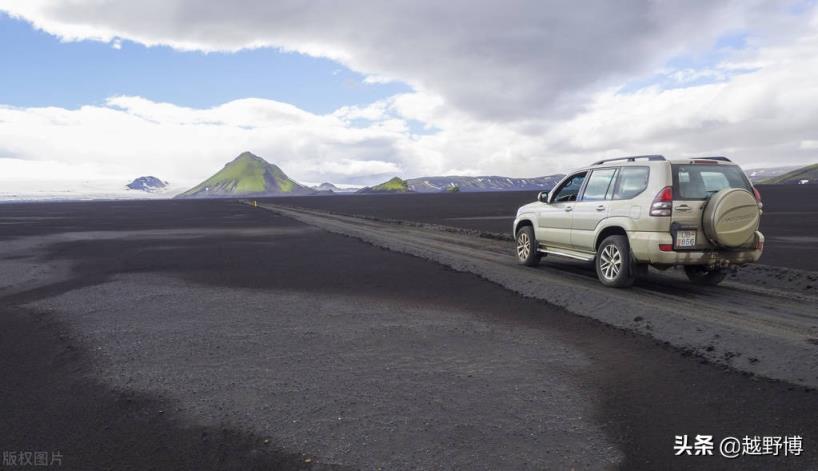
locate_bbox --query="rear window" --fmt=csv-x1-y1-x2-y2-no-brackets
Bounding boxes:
672,164,752,200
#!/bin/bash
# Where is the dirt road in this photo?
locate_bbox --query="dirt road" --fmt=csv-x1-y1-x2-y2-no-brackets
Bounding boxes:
269,184,818,271
259,203,818,389
2,199,817,470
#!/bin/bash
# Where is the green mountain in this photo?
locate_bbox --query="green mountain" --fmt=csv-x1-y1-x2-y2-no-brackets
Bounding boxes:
177,152,312,198
357,177,410,193
758,163,818,185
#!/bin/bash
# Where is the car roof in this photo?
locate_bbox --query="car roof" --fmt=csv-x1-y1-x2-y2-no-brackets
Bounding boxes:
587,155,738,168
561,155,740,176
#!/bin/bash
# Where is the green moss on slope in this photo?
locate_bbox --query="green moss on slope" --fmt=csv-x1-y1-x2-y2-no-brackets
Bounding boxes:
178,152,310,197
370,177,409,192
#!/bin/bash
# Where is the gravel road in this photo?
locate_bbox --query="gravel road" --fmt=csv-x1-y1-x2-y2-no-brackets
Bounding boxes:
1,199,816,470
268,183,818,271
259,203,818,389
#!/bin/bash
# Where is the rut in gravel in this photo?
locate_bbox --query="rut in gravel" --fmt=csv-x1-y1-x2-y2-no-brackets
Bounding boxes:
257,203,818,389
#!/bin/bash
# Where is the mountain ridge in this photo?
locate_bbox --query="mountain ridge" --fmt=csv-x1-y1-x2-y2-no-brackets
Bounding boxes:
757,163,818,185
177,152,312,198
357,177,410,193
404,174,564,193
127,176,168,192
312,182,359,193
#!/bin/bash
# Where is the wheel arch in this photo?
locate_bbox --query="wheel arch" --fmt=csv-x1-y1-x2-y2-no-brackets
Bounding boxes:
514,218,534,236
595,225,629,251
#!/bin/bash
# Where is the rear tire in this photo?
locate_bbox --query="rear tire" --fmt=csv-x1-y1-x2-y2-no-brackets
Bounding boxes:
516,226,541,266
595,235,636,288
684,265,727,286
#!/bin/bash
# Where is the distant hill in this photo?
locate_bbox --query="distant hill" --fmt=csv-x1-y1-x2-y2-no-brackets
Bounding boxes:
757,163,818,185
177,152,312,198
313,182,340,192
744,166,801,183
126,176,167,192
355,174,564,194
405,175,564,193
357,177,410,193
312,182,359,193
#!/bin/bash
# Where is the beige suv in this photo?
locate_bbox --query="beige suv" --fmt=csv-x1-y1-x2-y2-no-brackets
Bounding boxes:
513,155,764,287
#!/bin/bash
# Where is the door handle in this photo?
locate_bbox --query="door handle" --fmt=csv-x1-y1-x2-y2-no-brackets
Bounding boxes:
596,205,606,212
564,207,573,212
676,204,691,212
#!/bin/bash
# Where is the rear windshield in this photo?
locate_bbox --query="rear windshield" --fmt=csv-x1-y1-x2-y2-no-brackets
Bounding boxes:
672,164,752,200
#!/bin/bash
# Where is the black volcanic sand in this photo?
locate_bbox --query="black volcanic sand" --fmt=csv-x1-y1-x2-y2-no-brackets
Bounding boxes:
1,199,817,470
269,184,818,271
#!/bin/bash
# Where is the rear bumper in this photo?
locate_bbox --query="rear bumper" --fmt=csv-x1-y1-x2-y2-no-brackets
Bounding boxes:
629,231,764,266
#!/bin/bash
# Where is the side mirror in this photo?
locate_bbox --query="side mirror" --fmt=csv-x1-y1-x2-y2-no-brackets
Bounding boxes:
537,191,549,203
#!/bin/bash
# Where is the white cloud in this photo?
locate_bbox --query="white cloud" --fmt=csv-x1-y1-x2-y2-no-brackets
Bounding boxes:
0,97,423,187
304,159,401,177
543,19,818,168
0,0,817,191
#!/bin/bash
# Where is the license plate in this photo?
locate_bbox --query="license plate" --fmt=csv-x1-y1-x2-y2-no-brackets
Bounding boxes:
676,230,697,248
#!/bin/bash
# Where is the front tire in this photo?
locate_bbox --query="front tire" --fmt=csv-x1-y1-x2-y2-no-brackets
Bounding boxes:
684,265,727,286
595,235,636,288
516,226,541,266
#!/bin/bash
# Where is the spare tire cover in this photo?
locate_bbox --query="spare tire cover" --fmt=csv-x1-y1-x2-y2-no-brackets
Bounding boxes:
702,188,760,248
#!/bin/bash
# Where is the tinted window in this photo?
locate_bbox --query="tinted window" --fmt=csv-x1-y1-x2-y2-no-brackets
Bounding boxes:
673,164,752,200
582,168,617,201
552,172,587,202
613,167,649,200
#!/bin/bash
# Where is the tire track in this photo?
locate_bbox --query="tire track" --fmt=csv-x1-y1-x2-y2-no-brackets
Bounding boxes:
257,202,818,388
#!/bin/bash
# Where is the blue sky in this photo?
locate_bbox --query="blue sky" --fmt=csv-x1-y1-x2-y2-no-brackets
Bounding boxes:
0,13,410,113
617,32,755,94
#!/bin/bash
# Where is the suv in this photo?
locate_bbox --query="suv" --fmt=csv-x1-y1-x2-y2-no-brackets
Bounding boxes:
513,155,764,288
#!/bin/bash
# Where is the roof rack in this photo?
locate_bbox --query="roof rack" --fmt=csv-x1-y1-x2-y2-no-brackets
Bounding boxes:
693,156,732,162
592,155,666,166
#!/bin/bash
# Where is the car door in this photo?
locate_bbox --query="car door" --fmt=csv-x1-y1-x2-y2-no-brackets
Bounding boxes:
570,167,617,252
536,171,587,249
671,163,756,250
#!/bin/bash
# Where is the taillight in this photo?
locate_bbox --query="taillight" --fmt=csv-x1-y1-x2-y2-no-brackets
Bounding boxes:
650,186,673,217
753,187,763,209
659,244,674,252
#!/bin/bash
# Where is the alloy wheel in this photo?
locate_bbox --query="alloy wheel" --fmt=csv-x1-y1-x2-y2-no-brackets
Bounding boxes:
599,244,622,280
517,231,531,261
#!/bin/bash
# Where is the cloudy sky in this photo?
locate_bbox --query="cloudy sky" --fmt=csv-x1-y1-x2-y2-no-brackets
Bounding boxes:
1,0,817,191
